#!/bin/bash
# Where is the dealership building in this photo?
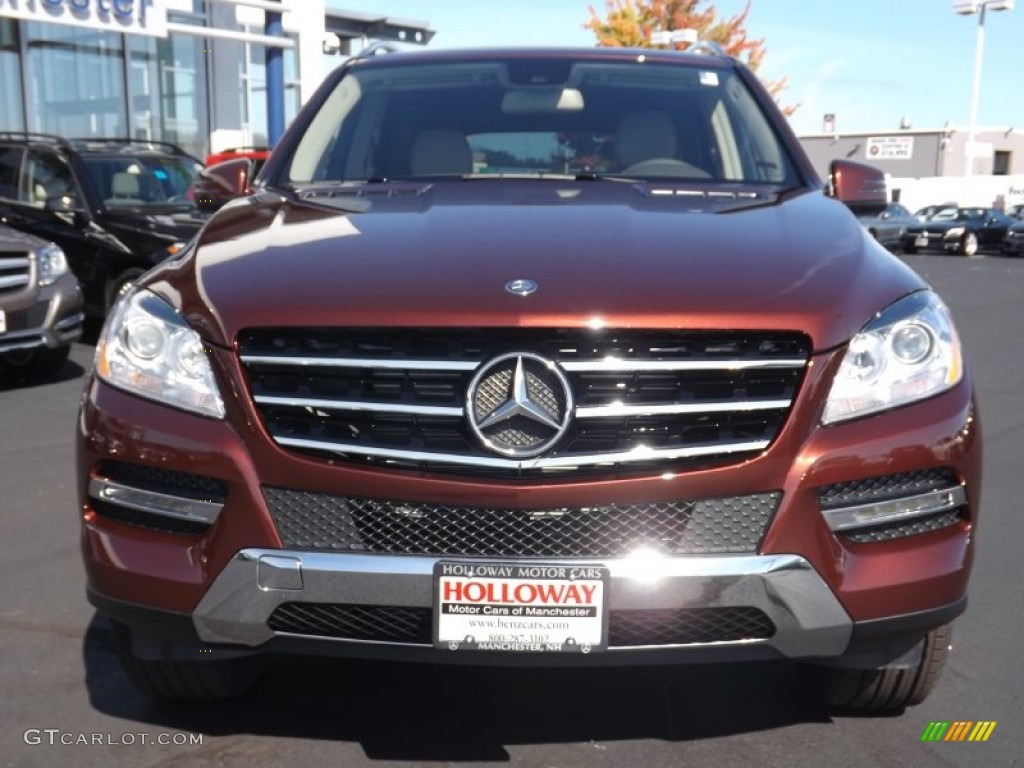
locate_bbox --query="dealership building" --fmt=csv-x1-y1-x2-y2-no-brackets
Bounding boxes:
799,126,1024,211
0,0,433,159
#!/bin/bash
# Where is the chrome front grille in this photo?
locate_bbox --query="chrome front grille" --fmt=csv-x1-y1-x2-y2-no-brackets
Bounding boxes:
0,254,31,294
262,487,781,556
239,328,809,478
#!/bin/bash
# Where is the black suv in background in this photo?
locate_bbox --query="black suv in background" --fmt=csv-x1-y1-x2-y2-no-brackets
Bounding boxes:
0,134,205,315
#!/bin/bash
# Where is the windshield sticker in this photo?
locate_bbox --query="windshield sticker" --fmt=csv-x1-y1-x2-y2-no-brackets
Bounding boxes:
153,169,169,180
700,71,719,87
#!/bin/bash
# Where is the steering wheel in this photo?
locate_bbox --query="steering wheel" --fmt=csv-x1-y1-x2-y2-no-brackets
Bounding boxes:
620,158,712,178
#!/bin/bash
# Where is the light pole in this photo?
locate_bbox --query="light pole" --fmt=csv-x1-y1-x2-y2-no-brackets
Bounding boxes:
953,0,1014,176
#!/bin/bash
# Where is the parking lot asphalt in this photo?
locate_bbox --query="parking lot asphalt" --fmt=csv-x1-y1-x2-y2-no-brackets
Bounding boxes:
1,253,1021,768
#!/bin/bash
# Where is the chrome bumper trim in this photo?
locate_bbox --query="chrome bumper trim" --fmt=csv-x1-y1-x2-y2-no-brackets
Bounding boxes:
822,486,967,532
0,334,46,354
88,477,223,525
54,311,85,331
193,550,853,658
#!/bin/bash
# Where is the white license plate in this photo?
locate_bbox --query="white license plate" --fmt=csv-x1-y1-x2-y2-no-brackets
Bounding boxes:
0,309,6,334
435,562,608,653
915,236,929,247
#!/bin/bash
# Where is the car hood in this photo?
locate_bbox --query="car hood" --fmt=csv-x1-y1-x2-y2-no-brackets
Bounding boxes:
96,207,206,253
150,181,926,352
0,224,47,252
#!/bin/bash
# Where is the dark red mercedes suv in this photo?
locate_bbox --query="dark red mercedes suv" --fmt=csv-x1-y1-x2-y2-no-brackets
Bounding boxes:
77,45,981,710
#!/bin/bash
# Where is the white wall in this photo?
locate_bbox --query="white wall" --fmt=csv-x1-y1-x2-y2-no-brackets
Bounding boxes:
889,175,1024,214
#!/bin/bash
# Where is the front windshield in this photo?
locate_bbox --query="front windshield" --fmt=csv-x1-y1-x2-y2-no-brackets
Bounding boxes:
286,56,797,186
83,155,201,208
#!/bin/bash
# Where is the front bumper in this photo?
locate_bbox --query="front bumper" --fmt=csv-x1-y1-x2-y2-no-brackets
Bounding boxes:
78,339,981,665
0,272,84,354
189,549,851,658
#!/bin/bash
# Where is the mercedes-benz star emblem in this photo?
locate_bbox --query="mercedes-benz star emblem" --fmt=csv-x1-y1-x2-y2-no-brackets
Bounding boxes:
466,352,573,458
505,278,538,297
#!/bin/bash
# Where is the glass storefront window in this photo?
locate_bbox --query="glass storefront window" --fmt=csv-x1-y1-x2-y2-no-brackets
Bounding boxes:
127,33,209,159
0,19,24,131
25,22,126,137
242,34,299,147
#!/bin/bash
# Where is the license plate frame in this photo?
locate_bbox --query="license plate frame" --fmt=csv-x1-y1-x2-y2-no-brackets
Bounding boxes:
434,561,609,654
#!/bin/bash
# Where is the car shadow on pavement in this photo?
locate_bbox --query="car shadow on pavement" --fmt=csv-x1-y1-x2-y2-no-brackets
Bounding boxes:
83,613,837,760
0,358,85,392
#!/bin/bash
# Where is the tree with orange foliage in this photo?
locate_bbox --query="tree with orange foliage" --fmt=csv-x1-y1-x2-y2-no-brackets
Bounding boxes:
584,0,796,115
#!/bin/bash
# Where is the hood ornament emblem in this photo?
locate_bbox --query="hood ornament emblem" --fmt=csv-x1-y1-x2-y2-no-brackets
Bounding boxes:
505,278,538,297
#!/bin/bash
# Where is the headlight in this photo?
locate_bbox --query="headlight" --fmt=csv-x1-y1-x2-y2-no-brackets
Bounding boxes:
822,291,962,425
944,227,965,239
36,243,68,286
95,289,225,419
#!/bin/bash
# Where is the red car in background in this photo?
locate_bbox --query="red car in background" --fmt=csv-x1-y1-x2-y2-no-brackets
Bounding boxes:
204,146,270,173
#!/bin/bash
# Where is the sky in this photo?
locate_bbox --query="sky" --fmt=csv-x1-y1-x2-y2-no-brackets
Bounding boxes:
327,0,1024,136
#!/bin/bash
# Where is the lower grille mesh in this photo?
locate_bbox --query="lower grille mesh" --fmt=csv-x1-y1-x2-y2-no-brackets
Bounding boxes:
841,509,963,544
267,603,776,647
263,487,780,557
818,468,958,509
269,603,429,644
91,499,209,535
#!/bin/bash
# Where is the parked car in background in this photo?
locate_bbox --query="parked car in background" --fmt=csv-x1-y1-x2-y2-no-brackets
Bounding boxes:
1006,203,1024,220
901,206,1013,255
1003,218,1024,257
913,202,957,221
858,201,917,250
0,223,82,377
0,133,206,315
204,146,271,176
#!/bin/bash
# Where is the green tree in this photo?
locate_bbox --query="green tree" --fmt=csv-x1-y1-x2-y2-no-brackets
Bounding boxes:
585,0,795,115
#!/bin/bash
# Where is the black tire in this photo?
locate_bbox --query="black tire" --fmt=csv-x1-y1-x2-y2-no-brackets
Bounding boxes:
960,232,979,257
112,622,264,700
807,623,952,712
105,267,146,313
2,345,70,378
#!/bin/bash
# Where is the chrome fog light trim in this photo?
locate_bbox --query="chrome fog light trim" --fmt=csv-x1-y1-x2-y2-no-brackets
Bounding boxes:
822,486,966,533
88,476,224,524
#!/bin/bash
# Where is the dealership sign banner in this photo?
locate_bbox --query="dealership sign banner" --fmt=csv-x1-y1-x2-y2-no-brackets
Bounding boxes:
866,136,915,160
0,0,168,37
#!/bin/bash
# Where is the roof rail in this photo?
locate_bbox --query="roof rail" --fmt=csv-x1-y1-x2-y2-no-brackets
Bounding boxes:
67,137,190,156
0,131,71,148
686,41,727,57
351,41,401,62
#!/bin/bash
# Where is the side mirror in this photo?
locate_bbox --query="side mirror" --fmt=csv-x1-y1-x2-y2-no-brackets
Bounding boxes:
827,159,887,216
194,158,253,213
45,194,84,213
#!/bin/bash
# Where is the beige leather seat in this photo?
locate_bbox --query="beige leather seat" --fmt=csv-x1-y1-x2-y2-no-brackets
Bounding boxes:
614,111,710,178
109,172,144,204
409,129,472,176
615,110,678,169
